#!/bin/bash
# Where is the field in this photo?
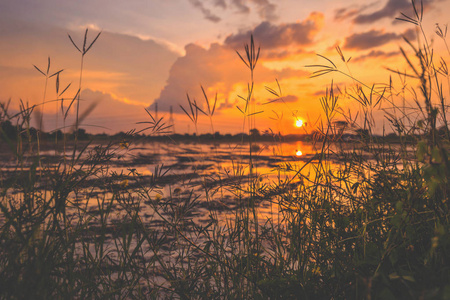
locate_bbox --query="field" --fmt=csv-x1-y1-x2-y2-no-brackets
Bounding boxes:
1,2,450,299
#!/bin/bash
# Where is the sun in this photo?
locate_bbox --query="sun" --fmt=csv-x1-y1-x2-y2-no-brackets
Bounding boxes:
296,150,303,156
295,119,304,128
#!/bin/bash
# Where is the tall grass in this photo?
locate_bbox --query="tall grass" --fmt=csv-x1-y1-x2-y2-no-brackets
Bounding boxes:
1,1,449,298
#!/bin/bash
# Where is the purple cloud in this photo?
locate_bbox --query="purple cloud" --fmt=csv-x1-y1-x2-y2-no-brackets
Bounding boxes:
334,0,436,24
352,50,400,62
344,28,415,50
187,0,278,22
224,12,323,50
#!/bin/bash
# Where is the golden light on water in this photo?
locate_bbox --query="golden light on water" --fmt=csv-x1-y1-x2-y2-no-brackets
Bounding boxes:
295,119,304,128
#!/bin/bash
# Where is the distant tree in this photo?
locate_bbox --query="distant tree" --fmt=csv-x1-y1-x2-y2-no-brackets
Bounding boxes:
355,128,369,139
386,132,397,139
28,127,38,139
250,128,260,137
438,125,450,138
262,130,271,137
1,120,17,140
200,133,213,139
311,130,324,141
333,120,348,136
76,128,88,140
95,133,108,139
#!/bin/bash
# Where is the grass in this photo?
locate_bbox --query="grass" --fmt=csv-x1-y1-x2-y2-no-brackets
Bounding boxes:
0,1,449,299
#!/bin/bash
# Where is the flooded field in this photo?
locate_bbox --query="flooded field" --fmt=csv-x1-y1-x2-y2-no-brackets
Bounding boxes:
1,140,322,224
0,138,408,227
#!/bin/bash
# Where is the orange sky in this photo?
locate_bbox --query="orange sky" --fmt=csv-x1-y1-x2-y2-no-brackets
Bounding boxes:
1,0,449,135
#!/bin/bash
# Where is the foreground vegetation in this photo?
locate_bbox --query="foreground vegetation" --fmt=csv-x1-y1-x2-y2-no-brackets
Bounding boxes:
1,2,449,299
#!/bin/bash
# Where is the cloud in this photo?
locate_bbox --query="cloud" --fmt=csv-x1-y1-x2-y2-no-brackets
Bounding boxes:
352,50,400,62
262,94,298,105
0,18,179,111
188,0,221,22
213,0,227,9
224,12,324,50
151,14,320,114
151,43,248,114
188,0,278,22
281,95,298,103
35,88,148,133
344,28,415,50
334,2,382,21
76,89,148,133
334,7,360,22
151,42,307,114
250,0,277,20
227,0,277,19
354,0,413,24
231,0,250,13
80,88,144,114
335,0,436,24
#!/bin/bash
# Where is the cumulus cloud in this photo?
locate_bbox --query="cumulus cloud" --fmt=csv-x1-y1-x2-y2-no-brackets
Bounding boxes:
151,13,320,114
151,42,307,114
344,28,415,50
75,89,147,131
80,88,146,110
35,88,147,133
224,12,324,50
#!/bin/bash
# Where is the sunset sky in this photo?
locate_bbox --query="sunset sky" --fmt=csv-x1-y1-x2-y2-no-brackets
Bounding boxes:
1,0,449,135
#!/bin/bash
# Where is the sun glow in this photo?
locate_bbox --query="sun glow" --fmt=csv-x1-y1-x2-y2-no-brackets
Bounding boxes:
296,150,303,156
295,119,304,128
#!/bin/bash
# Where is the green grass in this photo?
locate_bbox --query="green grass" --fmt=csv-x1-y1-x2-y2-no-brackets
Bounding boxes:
1,1,449,299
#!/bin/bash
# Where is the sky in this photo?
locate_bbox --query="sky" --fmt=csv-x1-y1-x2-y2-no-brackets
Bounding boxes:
1,0,449,135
